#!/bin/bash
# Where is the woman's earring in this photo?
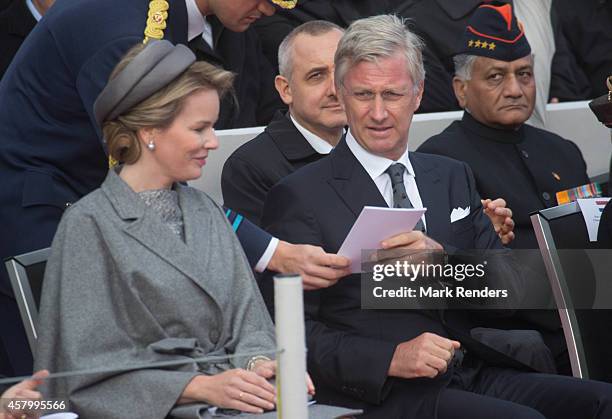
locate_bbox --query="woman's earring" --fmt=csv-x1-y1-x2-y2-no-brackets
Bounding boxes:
147,139,155,151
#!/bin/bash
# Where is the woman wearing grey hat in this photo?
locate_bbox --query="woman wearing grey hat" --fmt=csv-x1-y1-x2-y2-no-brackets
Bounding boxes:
33,40,318,419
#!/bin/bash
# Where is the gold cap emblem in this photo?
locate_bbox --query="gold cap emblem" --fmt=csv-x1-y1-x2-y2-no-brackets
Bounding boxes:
270,0,297,9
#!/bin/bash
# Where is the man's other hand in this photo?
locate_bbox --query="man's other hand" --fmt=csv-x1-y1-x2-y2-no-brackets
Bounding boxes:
268,241,351,290
482,198,515,245
388,333,460,379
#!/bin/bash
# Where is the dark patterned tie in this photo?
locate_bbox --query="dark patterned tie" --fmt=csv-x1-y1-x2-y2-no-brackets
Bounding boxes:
385,163,425,231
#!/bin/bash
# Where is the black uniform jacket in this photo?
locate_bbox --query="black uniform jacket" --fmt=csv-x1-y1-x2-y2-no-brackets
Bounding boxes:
395,0,592,101
253,0,457,113
0,0,36,80
260,137,533,417
418,112,590,250
222,111,325,226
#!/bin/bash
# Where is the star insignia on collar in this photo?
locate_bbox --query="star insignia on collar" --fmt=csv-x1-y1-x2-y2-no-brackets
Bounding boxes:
481,41,489,49
468,40,474,47
489,42,496,50
474,40,482,48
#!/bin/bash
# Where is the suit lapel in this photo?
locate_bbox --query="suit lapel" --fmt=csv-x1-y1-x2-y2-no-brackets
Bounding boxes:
101,171,222,303
327,137,387,218
411,153,451,243
268,112,320,168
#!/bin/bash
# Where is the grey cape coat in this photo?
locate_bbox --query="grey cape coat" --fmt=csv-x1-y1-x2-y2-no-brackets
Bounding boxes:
34,169,276,418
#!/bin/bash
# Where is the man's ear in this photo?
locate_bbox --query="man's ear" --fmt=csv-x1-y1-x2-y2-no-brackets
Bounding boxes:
274,75,293,106
453,76,468,109
413,81,424,112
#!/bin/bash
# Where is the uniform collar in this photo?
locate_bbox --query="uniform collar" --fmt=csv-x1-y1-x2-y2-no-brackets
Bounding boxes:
461,111,526,144
185,0,206,41
25,0,42,21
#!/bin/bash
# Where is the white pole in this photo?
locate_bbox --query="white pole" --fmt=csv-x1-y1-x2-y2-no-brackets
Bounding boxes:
274,274,308,419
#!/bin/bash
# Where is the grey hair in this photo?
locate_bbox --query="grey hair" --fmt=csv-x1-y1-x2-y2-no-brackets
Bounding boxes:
334,14,425,95
454,53,535,81
453,54,478,81
278,20,344,80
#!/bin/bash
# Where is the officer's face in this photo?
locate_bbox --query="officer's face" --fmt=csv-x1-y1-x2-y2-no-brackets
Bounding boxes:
204,0,276,32
454,55,535,130
338,52,423,161
275,30,346,142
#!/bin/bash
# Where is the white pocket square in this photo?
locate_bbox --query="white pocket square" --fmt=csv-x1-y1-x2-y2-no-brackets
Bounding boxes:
450,206,470,223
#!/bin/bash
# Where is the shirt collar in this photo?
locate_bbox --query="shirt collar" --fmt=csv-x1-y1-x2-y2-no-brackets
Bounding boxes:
290,114,334,155
25,0,42,22
345,129,415,181
186,0,207,41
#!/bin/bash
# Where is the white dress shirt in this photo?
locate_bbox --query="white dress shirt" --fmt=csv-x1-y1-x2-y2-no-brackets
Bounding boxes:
345,130,427,230
26,0,42,21
186,0,213,47
290,115,334,155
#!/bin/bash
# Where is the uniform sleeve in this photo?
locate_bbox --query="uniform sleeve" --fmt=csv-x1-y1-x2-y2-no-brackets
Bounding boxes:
223,207,273,268
75,36,142,143
35,209,200,419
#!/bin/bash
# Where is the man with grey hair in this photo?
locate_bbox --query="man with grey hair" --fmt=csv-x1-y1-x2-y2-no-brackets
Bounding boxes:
261,13,612,418
419,1,590,251
222,20,346,231
418,2,599,376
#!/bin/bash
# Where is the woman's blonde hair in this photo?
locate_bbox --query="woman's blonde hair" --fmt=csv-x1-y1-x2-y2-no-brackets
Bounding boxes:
102,44,235,164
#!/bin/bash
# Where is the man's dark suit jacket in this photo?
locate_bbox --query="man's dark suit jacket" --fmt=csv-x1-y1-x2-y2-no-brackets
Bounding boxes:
0,0,36,80
261,138,532,417
222,111,325,226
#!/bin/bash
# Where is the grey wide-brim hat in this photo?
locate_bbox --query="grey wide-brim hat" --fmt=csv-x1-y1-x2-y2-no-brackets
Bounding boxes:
94,40,196,129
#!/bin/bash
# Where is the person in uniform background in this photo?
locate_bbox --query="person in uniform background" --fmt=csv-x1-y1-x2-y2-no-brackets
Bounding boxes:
393,0,593,128
0,0,54,80
418,2,590,251
417,2,593,374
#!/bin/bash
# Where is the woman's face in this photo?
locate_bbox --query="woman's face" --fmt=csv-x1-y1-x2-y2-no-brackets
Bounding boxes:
149,89,220,184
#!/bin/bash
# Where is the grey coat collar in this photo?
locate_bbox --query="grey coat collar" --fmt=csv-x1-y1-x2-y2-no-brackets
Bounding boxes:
100,169,221,304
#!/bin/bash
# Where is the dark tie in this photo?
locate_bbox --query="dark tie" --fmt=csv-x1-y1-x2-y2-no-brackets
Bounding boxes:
385,163,425,231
